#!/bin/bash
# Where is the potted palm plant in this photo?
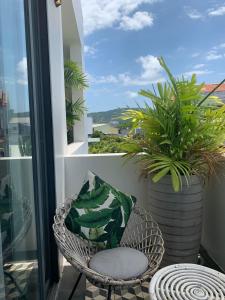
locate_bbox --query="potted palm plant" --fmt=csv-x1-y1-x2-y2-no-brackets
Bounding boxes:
64,61,88,144
122,57,225,266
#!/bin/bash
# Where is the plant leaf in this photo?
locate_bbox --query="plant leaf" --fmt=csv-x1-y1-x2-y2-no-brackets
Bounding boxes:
170,168,180,192
74,184,110,209
75,209,113,228
65,207,81,234
152,167,170,183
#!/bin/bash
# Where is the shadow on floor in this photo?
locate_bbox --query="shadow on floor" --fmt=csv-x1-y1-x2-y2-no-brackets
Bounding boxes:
56,265,85,300
56,264,150,300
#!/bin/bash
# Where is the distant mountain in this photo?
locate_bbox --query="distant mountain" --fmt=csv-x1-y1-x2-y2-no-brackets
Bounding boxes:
88,108,136,124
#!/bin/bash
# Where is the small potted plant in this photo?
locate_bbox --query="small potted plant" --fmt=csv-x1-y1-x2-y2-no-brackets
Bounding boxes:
122,57,225,266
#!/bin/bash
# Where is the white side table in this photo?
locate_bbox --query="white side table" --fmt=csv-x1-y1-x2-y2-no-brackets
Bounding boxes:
149,263,225,300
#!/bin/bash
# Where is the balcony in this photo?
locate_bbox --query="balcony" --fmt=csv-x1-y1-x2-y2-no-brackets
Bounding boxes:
1,151,225,299
52,153,225,299
1,0,225,299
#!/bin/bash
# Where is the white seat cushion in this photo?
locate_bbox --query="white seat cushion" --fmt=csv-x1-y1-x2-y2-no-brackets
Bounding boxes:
89,247,148,280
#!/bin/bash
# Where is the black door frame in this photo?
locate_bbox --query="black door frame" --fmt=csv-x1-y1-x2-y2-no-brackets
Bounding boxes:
24,0,59,298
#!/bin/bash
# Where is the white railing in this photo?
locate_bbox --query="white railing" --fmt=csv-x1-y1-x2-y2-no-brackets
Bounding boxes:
1,154,225,272
64,153,148,206
65,153,225,272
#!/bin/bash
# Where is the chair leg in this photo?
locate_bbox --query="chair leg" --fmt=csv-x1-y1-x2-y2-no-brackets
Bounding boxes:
107,285,112,300
68,272,82,300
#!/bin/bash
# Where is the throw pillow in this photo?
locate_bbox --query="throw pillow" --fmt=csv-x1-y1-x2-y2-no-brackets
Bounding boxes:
65,171,136,249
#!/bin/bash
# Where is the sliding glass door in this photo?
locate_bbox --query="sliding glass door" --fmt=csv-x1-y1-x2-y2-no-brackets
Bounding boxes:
0,0,59,298
0,1,53,299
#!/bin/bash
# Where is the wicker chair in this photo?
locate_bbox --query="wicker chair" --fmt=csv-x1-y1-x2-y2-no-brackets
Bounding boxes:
53,202,164,300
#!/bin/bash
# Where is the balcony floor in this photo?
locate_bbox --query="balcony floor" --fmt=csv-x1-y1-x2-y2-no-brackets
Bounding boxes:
56,263,86,300
56,262,150,299
55,249,224,300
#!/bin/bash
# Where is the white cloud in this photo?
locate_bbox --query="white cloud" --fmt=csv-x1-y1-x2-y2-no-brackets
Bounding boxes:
185,5,225,20
17,57,28,85
219,43,225,48
90,74,119,84
117,55,164,86
126,91,139,98
90,54,164,86
206,50,223,61
208,5,225,16
119,11,154,31
193,64,205,69
183,69,212,77
214,42,225,50
177,46,185,52
185,8,203,19
191,52,200,58
135,55,164,83
81,0,160,35
84,45,97,56
183,62,212,78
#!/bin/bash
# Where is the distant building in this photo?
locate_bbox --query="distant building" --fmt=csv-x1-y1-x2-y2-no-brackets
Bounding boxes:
0,90,9,156
8,116,30,137
118,127,130,136
93,123,119,135
87,117,93,136
202,84,225,103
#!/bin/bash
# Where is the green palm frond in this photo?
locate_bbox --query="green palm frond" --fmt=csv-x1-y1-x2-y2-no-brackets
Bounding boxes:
121,57,225,191
64,60,88,140
66,98,86,129
64,61,88,90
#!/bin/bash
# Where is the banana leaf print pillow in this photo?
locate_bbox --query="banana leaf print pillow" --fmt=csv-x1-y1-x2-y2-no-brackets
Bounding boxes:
65,171,136,249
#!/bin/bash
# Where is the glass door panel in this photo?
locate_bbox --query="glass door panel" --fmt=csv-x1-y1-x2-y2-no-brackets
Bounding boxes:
0,0,39,299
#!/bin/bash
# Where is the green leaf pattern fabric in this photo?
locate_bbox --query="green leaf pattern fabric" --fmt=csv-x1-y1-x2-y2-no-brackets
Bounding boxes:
65,171,136,249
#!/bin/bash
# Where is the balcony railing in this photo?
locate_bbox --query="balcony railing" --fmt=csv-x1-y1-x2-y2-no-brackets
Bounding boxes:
1,153,225,273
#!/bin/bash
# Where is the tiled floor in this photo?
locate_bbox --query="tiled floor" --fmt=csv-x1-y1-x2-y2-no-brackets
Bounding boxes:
3,261,36,300
85,281,150,300
55,252,223,299
56,263,150,300
56,264,86,300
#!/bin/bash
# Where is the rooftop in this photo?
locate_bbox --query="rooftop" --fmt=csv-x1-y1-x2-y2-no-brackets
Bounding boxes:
202,83,225,93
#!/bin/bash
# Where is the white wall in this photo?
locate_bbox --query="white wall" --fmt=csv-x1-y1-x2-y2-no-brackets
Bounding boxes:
69,42,88,153
202,167,225,272
72,0,83,44
66,142,88,155
64,154,225,272
62,0,88,154
64,154,148,206
46,1,67,206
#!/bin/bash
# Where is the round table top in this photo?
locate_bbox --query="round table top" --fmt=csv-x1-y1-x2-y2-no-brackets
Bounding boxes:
149,263,225,300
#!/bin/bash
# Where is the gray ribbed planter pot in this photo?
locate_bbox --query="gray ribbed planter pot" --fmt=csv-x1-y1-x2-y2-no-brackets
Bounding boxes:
147,175,203,266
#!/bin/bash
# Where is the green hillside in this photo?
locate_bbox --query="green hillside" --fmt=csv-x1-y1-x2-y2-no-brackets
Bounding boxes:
88,108,135,124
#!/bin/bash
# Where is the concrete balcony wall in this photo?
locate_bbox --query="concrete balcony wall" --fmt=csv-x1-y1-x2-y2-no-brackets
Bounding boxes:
64,154,148,207
202,167,225,272
62,0,88,154
72,0,83,44
46,0,86,203
65,154,225,272
47,1,67,207
2,155,225,272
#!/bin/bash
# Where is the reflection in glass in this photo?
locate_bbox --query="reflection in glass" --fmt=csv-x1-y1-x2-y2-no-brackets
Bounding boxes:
0,1,39,299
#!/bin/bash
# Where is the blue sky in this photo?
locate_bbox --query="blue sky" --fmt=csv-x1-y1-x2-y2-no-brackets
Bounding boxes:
81,0,225,112
0,1,29,113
